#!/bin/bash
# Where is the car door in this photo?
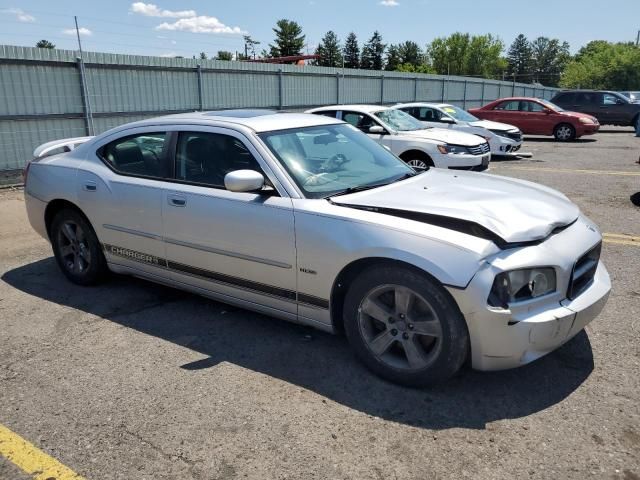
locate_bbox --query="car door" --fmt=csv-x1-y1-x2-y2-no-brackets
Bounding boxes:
601,93,629,124
161,126,298,315
489,100,528,132
77,128,170,276
340,110,394,151
519,100,552,135
574,92,600,120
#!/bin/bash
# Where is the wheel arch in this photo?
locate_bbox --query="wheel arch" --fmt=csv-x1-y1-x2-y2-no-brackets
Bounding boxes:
44,199,90,240
329,256,463,334
399,149,433,164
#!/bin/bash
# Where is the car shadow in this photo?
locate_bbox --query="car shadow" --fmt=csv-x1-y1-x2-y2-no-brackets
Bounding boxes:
2,258,595,431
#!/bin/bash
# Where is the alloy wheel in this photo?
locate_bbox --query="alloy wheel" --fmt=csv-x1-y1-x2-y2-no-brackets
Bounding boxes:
407,159,428,171
357,284,443,371
56,220,92,275
556,125,573,140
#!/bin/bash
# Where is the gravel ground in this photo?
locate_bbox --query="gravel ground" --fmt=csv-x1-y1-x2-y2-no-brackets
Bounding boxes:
0,127,639,480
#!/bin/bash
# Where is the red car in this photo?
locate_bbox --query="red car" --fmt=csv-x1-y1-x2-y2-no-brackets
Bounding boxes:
469,97,600,141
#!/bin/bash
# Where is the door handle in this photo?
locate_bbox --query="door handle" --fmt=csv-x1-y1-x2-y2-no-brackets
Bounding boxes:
168,194,187,207
83,182,97,192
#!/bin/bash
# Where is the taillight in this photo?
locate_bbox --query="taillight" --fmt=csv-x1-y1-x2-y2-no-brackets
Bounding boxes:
23,160,32,186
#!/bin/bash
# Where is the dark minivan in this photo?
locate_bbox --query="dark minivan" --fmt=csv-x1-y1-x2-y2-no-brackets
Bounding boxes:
551,90,640,127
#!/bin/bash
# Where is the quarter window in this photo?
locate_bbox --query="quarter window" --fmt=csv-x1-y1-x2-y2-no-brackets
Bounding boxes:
175,132,262,188
99,132,168,178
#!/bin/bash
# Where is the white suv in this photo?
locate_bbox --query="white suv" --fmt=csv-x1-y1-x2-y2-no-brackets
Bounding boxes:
393,103,523,155
306,105,491,172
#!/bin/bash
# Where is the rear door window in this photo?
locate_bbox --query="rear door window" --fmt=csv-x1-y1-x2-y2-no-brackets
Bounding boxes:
99,132,169,178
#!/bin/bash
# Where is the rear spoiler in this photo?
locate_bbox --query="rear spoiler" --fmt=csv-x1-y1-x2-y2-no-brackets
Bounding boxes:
33,136,94,159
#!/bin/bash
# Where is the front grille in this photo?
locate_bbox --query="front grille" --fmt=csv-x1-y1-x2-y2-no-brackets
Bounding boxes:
468,142,490,156
567,242,601,300
506,131,522,141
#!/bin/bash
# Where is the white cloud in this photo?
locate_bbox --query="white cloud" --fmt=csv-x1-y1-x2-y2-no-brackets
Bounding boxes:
62,27,92,36
1,7,35,22
130,2,196,18
159,52,178,57
380,0,399,5
156,16,246,35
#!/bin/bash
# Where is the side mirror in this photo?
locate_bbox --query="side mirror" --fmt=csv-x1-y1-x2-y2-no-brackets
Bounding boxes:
368,125,385,134
615,98,625,105
440,116,456,124
224,170,265,193
544,108,553,114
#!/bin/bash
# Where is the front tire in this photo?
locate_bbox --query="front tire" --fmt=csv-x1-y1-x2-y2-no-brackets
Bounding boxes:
343,265,469,387
554,123,576,141
50,208,108,285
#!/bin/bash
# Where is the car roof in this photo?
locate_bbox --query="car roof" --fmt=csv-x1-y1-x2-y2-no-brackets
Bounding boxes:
394,102,452,109
310,104,390,114
110,110,344,133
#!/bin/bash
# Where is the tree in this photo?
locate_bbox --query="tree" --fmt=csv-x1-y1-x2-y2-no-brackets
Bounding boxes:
507,34,533,83
530,37,571,86
426,32,505,79
561,41,640,90
397,41,422,67
466,34,505,79
427,33,470,75
36,40,55,49
314,31,343,67
243,35,261,59
361,31,385,70
199,52,207,60
268,19,305,57
385,44,401,71
216,51,233,61
343,32,360,69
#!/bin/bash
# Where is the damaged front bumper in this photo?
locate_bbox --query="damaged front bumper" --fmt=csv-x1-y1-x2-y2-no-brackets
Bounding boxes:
446,216,611,371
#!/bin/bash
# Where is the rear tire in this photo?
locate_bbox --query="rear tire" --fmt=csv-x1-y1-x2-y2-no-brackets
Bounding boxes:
554,123,576,141
50,208,108,286
343,265,469,387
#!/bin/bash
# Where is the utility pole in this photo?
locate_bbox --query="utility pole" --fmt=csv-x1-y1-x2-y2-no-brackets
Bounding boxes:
74,16,94,135
636,29,640,46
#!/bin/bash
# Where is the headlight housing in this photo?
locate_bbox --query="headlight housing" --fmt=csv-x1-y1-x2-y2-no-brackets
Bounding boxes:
437,144,469,154
487,268,557,308
578,117,595,124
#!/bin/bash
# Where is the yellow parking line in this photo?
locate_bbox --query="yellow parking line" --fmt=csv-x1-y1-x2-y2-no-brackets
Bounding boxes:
498,166,640,176
603,233,640,247
0,424,85,480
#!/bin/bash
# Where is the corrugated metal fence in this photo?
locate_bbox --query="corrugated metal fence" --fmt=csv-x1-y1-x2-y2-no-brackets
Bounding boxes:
0,45,559,172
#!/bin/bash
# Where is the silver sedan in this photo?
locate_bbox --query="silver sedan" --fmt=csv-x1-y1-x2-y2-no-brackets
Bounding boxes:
24,110,610,386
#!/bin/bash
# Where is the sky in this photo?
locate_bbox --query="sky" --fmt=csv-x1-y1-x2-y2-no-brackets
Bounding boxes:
0,0,639,58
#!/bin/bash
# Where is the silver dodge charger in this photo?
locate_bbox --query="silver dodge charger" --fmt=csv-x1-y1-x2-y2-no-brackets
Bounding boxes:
24,110,611,386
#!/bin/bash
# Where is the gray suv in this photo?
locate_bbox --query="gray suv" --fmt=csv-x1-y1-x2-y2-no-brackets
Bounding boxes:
551,90,640,127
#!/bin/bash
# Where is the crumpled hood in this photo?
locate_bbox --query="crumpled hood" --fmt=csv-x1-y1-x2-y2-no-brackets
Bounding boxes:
402,128,485,146
469,119,520,132
331,169,579,244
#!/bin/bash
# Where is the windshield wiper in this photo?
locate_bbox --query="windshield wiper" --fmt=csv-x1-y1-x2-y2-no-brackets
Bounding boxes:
328,172,418,198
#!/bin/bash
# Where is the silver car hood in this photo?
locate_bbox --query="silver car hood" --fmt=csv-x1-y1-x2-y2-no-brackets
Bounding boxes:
331,169,579,245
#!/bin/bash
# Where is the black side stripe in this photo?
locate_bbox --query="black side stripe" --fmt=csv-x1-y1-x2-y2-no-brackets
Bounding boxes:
102,243,328,310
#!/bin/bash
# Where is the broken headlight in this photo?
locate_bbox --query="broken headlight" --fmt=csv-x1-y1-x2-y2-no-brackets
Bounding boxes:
488,268,556,308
